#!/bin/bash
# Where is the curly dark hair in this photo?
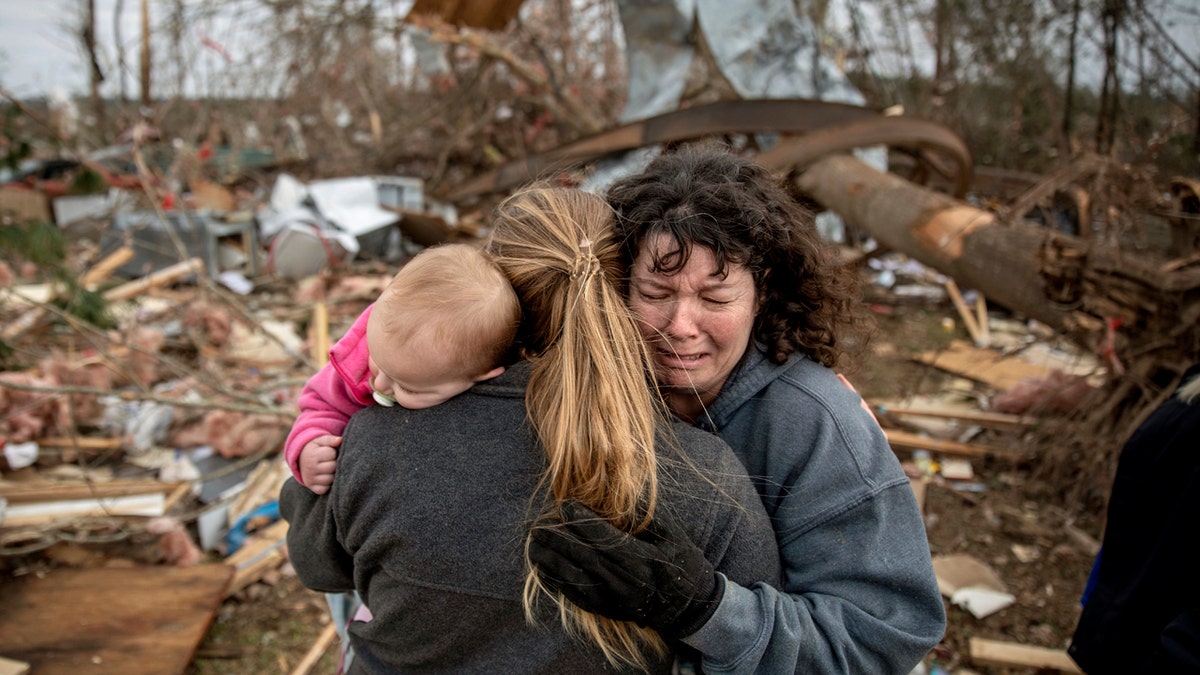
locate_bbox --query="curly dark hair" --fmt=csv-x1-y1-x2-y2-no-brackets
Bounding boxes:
606,143,871,369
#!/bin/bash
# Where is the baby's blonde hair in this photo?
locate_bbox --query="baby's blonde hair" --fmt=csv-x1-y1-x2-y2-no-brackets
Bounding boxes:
487,185,668,669
369,243,519,378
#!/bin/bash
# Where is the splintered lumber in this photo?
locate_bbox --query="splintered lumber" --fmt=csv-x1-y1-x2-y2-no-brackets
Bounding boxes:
228,459,289,524
0,285,58,340
913,340,1067,391
2,246,134,340
0,565,232,674
33,436,124,451
103,257,204,302
309,301,330,368
0,478,184,504
944,279,985,346
884,428,1024,461
163,481,194,512
1,492,165,528
969,637,1082,673
873,405,1033,429
0,306,49,341
224,518,289,597
975,293,990,344
290,622,338,675
80,246,135,290
0,479,183,528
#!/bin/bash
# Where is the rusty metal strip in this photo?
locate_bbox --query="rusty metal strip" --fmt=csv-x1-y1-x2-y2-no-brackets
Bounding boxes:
443,98,884,201
755,116,975,198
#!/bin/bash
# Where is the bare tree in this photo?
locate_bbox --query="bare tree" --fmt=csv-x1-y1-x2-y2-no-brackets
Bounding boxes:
82,0,107,139
140,0,151,107
1062,0,1080,149
114,0,128,102
1096,0,1124,154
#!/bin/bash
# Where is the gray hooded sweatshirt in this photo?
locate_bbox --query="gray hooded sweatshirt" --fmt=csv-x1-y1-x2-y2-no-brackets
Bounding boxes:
281,360,782,674
681,347,947,674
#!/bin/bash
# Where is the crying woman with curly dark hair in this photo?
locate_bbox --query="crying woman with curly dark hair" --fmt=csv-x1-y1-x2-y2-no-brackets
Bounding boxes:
530,145,947,674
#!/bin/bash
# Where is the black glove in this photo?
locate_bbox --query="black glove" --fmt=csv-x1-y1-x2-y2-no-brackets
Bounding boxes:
529,499,724,639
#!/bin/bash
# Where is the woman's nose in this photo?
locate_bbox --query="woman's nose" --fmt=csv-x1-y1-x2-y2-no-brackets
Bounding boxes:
663,300,699,338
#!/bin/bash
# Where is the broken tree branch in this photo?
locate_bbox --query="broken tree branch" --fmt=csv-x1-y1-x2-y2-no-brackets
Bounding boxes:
417,17,605,136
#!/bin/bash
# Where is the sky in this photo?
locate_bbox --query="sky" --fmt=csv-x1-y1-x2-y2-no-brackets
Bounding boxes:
0,0,284,100
0,1,92,98
2,0,1197,101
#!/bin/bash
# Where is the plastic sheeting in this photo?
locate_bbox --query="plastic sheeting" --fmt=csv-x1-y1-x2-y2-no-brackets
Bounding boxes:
616,0,697,124
616,0,868,121
591,0,885,238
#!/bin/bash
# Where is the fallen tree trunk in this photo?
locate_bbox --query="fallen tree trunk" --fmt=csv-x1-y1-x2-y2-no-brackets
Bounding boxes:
794,153,1200,373
794,153,1200,505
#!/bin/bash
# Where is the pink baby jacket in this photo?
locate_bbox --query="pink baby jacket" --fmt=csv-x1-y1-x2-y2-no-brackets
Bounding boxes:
283,304,375,485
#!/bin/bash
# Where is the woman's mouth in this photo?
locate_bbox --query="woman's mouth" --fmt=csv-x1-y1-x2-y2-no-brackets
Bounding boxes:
657,349,705,368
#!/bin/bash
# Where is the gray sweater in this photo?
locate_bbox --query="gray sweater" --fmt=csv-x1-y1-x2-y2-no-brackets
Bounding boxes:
281,361,781,674
682,348,946,673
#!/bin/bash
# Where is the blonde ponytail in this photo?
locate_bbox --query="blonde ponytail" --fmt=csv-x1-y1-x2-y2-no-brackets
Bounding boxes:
487,185,668,668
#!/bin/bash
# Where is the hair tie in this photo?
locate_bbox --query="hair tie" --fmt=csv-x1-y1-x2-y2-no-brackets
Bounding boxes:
571,238,601,280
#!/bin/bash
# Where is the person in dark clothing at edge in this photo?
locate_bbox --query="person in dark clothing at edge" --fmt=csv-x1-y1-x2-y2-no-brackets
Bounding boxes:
1068,362,1200,673
280,185,782,673
529,144,946,673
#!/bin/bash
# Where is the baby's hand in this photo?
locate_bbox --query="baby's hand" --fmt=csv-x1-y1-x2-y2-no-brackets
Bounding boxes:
299,435,342,495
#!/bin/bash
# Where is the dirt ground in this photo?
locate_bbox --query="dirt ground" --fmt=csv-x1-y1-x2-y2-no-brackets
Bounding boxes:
182,298,1103,675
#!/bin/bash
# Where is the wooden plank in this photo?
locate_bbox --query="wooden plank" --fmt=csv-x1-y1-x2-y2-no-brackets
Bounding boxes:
102,257,204,302
913,339,1061,391
969,637,1082,673
30,436,124,451
224,518,290,597
873,404,1033,429
80,246,135,290
975,292,990,344
1,492,164,528
309,301,329,368
290,622,338,675
163,481,194,513
885,428,1025,461
0,565,232,675
944,279,984,345
228,459,287,524
0,479,184,504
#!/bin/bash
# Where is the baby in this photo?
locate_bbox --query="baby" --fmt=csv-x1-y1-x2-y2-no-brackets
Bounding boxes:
284,243,520,494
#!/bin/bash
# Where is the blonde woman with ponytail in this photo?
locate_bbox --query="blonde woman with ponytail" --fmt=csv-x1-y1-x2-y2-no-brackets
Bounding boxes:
280,185,779,674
